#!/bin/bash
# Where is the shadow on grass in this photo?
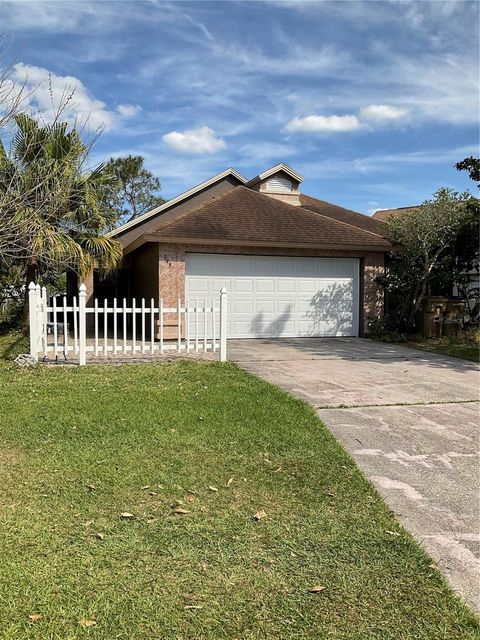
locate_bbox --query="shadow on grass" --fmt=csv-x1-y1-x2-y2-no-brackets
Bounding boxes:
0,332,29,362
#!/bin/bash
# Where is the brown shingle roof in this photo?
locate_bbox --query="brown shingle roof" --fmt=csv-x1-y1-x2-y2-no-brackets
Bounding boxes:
372,206,418,221
156,186,392,249
300,194,387,235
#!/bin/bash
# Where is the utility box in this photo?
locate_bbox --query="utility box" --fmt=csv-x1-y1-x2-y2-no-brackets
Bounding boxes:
415,296,448,338
443,299,466,336
415,296,466,337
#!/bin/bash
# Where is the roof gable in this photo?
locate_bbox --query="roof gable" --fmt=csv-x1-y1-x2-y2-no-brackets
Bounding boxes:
108,167,247,240
246,163,304,187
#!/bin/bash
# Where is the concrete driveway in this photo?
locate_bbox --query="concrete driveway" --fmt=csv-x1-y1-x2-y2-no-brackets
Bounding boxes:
228,338,480,611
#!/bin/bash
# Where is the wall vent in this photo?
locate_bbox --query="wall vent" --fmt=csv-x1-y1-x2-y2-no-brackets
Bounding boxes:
266,175,293,192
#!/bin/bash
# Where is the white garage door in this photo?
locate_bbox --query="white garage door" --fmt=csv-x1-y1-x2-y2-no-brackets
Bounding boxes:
185,254,360,338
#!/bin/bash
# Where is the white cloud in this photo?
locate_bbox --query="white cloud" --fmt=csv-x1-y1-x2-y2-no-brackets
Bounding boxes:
360,104,408,120
162,126,226,154
12,63,115,131
285,114,361,133
116,104,142,117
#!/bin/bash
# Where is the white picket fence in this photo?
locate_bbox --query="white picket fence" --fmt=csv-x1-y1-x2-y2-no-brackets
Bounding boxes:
28,283,227,365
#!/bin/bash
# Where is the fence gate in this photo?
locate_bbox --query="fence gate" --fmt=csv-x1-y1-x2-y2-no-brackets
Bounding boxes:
28,283,228,365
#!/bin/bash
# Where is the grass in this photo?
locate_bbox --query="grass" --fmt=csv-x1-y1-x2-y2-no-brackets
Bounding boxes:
0,333,478,639
402,331,480,363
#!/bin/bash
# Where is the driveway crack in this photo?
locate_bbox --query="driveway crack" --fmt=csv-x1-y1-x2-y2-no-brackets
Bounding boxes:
316,399,479,410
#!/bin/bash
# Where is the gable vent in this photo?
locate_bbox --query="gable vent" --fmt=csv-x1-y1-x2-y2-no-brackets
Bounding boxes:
266,175,293,192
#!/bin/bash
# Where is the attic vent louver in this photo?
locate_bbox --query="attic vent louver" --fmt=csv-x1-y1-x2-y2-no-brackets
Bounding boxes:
266,175,293,192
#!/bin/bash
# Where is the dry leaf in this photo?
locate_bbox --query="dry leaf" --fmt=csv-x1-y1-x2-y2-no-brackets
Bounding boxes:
172,499,184,507
187,495,195,503
149,491,157,496
174,507,190,514
79,619,97,627
28,613,42,622
120,512,135,519
253,510,267,521
386,530,400,537
86,484,96,491
309,585,326,593
184,605,203,610
95,532,105,540
226,477,234,487
141,485,150,490
208,486,218,492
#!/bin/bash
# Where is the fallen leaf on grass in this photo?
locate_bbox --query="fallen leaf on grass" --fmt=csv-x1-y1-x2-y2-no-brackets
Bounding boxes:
141,485,150,490
79,619,97,627
386,530,400,537
174,507,190,514
226,477,234,487
120,512,135,519
184,605,203,610
86,484,96,492
208,486,218,492
253,510,267,521
309,585,326,593
187,495,195,503
28,614,42,622
95,532,105,540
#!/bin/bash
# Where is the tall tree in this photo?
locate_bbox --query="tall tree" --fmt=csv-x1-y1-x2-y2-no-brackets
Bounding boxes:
380,188,477,330
0,114,122,321
106,155,165,224
456,156,480,186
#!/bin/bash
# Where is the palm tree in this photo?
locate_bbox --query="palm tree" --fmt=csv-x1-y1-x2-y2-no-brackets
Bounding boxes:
0,114,122,321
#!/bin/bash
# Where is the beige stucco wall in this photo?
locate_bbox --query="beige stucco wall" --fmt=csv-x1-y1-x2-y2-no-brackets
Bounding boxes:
155,243,385,336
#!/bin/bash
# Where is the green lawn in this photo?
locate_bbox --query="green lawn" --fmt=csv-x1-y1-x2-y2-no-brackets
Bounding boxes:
0,334,478,639
402,334,480,363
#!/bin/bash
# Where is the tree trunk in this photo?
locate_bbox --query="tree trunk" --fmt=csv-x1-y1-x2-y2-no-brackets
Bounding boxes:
22,259,37,329
406,276,428,331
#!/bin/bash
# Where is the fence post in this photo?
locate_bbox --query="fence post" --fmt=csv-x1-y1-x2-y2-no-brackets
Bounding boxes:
79,283,87,366
219,287,227,362
28,282,38,361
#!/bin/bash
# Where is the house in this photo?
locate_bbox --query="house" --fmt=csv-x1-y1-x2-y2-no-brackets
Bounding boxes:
372,206,418,222
85,163,392,339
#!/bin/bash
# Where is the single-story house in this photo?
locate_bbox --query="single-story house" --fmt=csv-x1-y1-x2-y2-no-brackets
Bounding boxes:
84,163,392,339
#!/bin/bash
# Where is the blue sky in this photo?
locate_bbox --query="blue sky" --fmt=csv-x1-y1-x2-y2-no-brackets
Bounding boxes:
2,0,479,214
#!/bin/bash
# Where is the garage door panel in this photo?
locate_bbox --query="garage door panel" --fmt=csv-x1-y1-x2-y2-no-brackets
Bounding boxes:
185,254,359,338
255,279,275,293
297,280,315,294
277,300,294,314
276,319,296,336
255,300,275,313
234,300,253,314
278,279,295,293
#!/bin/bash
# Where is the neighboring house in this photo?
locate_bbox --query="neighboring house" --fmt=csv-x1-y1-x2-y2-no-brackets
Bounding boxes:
372,206,418,222
81,163,392,339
